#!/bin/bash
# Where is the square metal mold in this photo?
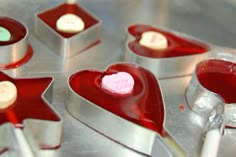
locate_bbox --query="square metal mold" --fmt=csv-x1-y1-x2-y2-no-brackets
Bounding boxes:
34,3,102,57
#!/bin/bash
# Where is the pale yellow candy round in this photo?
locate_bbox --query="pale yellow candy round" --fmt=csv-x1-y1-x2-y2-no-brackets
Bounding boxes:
139,31,168,50
56,13,85,33
67,0,76,4
0,81,17,109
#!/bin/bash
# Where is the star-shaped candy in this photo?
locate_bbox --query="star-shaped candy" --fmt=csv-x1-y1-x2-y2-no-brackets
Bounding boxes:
0,72,60,126
0,71,61,154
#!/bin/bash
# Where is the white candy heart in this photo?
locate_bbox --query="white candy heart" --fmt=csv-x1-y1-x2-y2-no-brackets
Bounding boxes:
0,81,17,109
56,13,85,33
139,31,168,50
101,72,134,95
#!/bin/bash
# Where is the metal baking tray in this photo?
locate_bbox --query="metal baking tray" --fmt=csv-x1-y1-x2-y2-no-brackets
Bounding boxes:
1,0,236,156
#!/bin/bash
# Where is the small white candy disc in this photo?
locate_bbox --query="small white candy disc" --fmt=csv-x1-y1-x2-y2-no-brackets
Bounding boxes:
0,81,17,109
56,13,85,33
139,31,168,50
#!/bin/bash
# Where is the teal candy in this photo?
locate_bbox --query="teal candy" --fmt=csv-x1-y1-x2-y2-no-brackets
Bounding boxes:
0,26,11,41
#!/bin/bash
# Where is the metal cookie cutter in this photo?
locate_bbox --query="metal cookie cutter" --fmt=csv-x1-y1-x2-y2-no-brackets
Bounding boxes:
0,17,33,70
34,2,102,58
186,56,236,157
66,63,186,157
125,24,211,79
0,71,62,157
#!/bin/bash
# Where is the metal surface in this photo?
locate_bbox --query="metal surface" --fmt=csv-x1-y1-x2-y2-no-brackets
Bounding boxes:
186,67,223,120
0,0,236,156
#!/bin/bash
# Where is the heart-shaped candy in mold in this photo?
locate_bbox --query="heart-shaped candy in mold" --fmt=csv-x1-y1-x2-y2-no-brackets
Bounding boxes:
128,24,210,58
69,63,165,134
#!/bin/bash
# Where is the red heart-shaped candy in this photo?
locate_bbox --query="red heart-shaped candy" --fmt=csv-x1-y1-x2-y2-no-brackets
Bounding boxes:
128,24,210,58
69,63,165,133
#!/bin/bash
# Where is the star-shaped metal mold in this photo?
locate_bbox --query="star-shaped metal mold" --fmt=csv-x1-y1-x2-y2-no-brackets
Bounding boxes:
0,71,62,155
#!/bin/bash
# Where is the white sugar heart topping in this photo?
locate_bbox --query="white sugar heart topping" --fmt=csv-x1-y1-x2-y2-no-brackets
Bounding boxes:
56,13,85,33
0,81,17,109
139,31,168,50
101,72,134,95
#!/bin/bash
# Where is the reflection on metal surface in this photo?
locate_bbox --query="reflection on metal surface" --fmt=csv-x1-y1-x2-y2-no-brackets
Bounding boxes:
186,71,223,120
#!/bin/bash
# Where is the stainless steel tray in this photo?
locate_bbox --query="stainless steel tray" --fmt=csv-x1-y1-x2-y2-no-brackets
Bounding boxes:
1,0,236,156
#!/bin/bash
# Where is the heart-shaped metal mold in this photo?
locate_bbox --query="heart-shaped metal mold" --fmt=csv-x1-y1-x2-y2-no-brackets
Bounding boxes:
125,24,211,79
66,63,185,156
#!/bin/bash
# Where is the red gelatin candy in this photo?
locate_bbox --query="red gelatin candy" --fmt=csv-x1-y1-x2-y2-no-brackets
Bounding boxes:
0,72,60,126
128,24,210,58
197,59,236,103
69,63,165,134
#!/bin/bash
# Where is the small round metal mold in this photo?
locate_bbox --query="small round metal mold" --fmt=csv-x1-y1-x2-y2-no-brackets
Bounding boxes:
0,17,33,70
125,24,211,79
186,56,236,120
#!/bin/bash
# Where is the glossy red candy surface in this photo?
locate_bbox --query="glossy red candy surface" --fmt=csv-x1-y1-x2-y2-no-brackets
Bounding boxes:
197,59,236,103
0,72,60,126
